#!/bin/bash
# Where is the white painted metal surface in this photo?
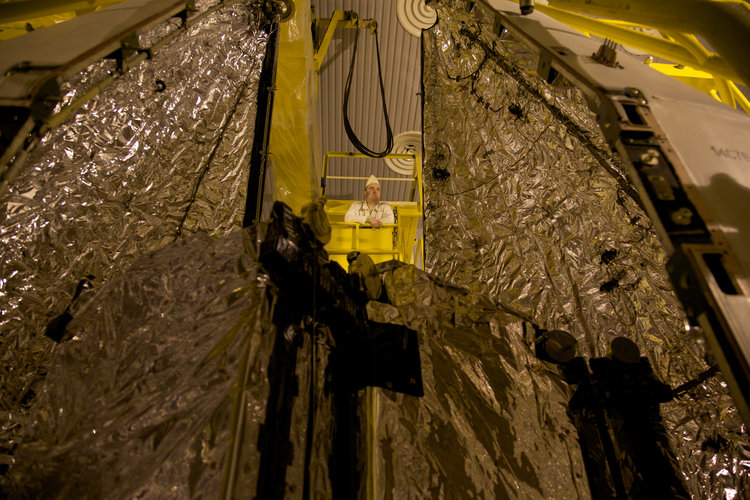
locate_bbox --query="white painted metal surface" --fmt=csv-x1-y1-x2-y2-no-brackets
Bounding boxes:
0,0,187,103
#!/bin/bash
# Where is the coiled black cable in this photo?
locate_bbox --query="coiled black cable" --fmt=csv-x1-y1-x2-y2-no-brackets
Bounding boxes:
343,27,394,158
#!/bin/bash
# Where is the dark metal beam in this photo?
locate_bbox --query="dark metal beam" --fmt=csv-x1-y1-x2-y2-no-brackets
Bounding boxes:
243,20,279,227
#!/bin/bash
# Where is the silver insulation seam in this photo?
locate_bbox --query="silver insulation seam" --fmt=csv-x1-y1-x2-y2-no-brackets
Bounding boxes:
2,229,276,498
422,2,748,498
365,264,591,499
0,0,268,449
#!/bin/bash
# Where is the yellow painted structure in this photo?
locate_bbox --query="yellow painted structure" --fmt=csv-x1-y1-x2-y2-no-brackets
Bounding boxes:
313,10,377,72
647,63,750,114
268,0,320,215
322,152,424,271
546,0,750,86
511,0,750,112
0,0,128,40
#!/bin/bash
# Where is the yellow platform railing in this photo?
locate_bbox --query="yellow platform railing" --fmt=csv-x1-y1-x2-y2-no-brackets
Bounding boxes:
322,151,424,270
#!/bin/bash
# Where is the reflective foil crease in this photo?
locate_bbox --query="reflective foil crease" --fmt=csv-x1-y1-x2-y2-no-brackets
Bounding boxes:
0,0,268,465
422,1,748,498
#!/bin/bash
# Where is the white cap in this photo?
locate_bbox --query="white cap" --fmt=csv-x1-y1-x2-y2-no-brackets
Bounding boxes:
365,174,379,188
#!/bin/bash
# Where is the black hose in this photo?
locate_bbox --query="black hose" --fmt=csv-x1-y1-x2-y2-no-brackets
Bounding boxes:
343,28,394,158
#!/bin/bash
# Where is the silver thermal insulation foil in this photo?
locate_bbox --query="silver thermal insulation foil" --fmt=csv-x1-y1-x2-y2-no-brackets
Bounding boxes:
2,201,342,498
2,229,276,498
422,2,748,498
2,222,334,498
364,263,590,499
0,1,268,453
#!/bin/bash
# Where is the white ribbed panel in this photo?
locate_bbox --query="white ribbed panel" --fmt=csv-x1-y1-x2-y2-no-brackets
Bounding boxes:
315,0,422,202
397,0,437,37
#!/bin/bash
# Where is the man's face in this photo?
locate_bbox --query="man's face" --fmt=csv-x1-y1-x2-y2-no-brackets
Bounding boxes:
365,184,381,204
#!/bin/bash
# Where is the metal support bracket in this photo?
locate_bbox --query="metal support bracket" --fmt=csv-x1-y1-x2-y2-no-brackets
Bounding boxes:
313,10,377,72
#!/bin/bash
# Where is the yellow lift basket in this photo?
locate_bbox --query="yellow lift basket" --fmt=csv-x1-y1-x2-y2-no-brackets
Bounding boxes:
322,151,424,270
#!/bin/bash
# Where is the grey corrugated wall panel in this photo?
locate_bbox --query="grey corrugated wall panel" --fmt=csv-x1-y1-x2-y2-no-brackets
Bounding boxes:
314,0,422,202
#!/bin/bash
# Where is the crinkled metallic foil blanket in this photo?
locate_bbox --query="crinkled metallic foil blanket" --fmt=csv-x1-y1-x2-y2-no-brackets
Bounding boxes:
367,264,589,499
4,219,588,498
0,0,268,469
422,2,749,498
3,230,279,498
3,0,749,497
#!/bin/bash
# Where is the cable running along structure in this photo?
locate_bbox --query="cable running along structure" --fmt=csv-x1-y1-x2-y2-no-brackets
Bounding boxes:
343,27,394,158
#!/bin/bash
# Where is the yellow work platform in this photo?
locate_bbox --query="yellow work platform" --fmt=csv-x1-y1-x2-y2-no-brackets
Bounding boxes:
321,152,424,271
325,200,423,270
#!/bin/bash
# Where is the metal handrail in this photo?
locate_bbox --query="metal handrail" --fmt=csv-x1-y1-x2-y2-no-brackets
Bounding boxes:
329,222,397,227
322,150,424,268
321,151,421,202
